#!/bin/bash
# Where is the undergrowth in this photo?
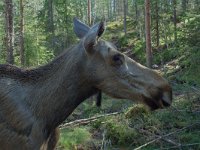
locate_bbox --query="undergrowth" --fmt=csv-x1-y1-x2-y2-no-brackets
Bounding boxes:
99,92,200,149
58,90,200,150
59,127,91,149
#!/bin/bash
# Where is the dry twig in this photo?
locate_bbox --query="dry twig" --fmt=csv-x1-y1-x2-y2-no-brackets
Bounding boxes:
138,128,180,147
191,86,200,96
156,142,200,150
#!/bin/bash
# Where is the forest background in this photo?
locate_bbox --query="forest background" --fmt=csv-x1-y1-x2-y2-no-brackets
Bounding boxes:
1,0,200,149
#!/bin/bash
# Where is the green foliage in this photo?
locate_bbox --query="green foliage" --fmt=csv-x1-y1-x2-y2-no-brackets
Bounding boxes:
124,94,200,149
0,1,199,149
91,119,103,129
175,15,200,85
77,90,200,149
24,34,52,66
180,132,200,145
59,127,91,149
119,36,128,46
79,102,102,118
132,40,146,63
104,118,138,146
153,47,180,64
181,15,200,47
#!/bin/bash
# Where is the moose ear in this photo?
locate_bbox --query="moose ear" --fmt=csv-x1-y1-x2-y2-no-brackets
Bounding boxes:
73,18,90,39
83,21,106,54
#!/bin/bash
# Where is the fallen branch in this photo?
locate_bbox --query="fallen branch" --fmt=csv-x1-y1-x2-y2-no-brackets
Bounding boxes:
134,122,200,150
138,128,180,147
158,142,200,150
101,129,106,150
59,111,122,129
171,106,200,114
191,86,200,96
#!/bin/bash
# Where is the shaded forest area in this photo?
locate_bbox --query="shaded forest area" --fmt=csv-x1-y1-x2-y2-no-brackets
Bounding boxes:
0,0,200,149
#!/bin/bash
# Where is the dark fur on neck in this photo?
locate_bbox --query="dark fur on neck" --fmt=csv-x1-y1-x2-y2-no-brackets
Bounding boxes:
0,64,43,81
0,46,74,82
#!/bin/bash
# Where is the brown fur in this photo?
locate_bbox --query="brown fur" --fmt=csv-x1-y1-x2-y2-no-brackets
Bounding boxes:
0,20,172,150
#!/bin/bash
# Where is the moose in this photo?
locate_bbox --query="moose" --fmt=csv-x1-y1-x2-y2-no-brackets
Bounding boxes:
0,18,172,150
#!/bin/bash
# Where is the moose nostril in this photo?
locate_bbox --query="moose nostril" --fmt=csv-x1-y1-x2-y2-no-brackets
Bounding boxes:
162,99,170,107
161,90,172,107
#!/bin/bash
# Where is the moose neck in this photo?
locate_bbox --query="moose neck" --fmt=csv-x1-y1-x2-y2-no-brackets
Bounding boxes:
30,44,97,128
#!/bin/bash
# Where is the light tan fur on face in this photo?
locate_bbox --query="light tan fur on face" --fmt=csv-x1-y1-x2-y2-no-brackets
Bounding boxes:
85,40,172,110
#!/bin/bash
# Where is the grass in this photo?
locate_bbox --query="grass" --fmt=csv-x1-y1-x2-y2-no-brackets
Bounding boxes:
58,127,91,150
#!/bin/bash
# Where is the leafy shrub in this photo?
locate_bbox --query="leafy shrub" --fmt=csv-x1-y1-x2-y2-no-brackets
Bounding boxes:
132,40,146,64
119,36,128,46
91,119,103,129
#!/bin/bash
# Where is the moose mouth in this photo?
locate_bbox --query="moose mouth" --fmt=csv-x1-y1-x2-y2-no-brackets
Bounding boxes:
143,97,171,110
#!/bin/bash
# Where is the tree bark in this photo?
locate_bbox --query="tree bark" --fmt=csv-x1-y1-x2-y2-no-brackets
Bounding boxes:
123,0,127,36
113,0,116,20
173,0,177,44
145,0,152,68
107,0,110,19
87,0,91,26
195,0,199,11
19,0,25,66
46,0,56,54
135,0,139,22
92,0,96,25
182,0,187,12
4,0,14,64
47,0,54,33
155,0,159,47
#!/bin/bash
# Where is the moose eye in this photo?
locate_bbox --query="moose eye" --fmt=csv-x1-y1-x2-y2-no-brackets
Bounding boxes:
112,54,124,66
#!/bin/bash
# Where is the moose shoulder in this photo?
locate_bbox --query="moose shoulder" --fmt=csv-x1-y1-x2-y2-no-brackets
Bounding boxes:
0,18,172,150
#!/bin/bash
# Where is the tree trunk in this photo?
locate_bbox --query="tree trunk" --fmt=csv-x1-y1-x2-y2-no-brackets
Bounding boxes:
4,0,14,64
107,0,110,19
92,0,96,25
87,0,91,26
19,0,25,66
135,0,139,22
47,0,54,33
182,0,187,12
123,0,127,36
113,0,116,20
195,0,199,11
45,0,56,54
155,0,159,47
173,0,177,44
145,0,152,68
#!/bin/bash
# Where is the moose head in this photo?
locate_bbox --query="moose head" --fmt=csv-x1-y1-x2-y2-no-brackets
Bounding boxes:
73,18,172,110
